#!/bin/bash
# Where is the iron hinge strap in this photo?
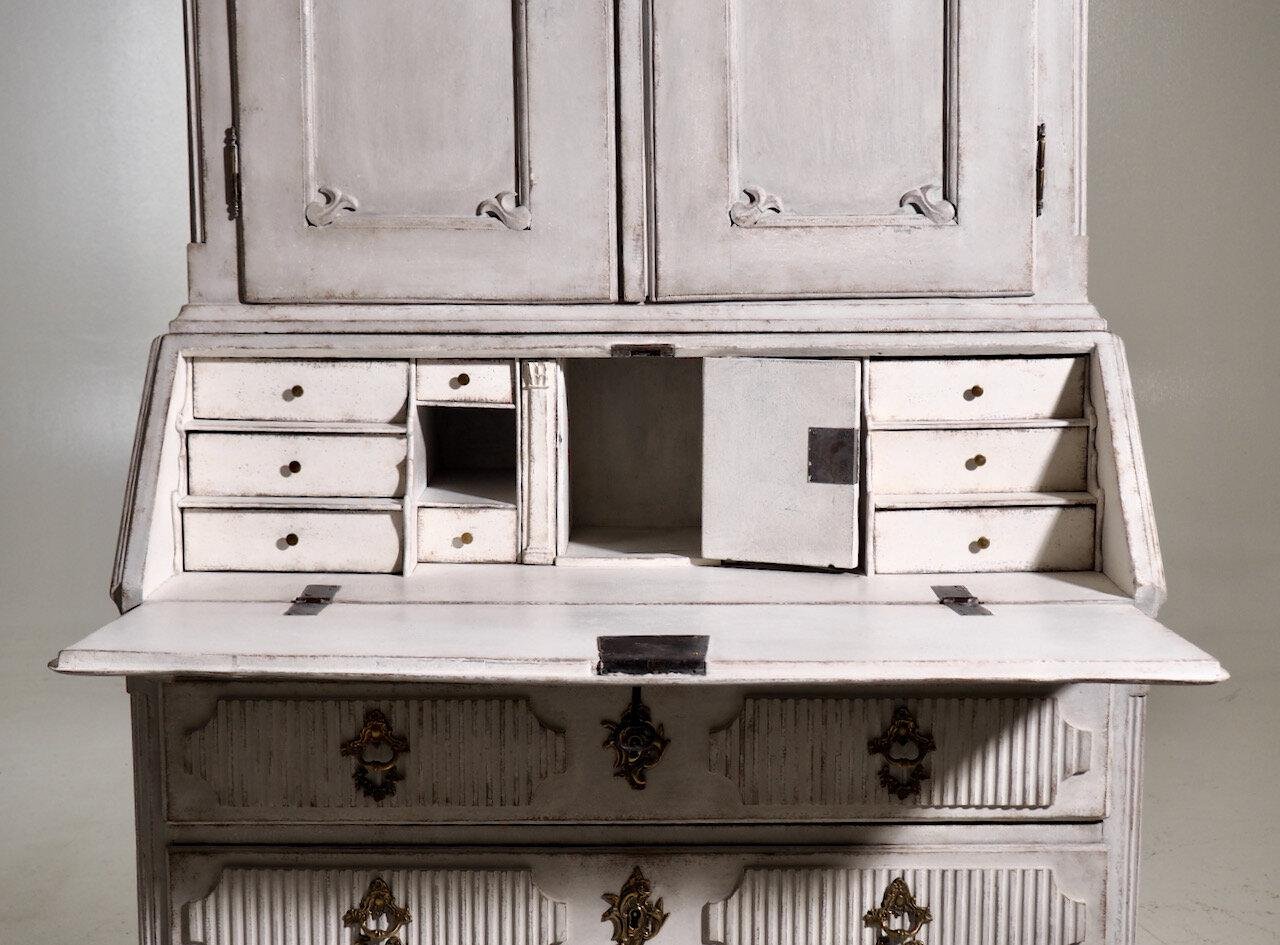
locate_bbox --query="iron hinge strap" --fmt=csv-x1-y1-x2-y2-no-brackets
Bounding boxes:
932,584,992,617
285,584,340,616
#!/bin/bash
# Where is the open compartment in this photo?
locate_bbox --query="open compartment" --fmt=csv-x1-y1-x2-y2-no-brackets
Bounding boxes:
560,358,704,560
415,404,518,508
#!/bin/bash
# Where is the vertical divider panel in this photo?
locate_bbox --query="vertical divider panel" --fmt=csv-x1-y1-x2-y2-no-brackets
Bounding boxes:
555,360,570,557
519,361,559,564
860,358,875,576
403,360,420,574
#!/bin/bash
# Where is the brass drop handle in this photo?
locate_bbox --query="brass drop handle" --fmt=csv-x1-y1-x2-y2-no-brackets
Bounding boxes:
344,877,412,945
864,878,932,945
340,708,410,800
964,384,984,400
602,867,669,945
868,705,936,800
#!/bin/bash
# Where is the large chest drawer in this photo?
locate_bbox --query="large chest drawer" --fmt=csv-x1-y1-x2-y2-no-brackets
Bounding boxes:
172,848,1103,945
163,683,1110,823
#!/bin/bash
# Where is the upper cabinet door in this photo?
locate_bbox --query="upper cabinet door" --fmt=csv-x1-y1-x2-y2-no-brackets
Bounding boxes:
703,358,861,569
234,0,616,303
651,0,1036,300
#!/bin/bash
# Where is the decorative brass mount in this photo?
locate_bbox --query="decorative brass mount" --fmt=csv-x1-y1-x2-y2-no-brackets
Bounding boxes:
602,866,669,945
602,687,670,790
343,877,412,945
863,878,932,945
340,708,410,801
867,705,937,800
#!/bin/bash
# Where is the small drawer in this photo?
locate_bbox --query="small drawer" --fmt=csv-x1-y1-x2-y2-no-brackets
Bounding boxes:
192,359,408,422
183,509,403,572
417,506,518,562
868,357,1086,422
415,360,515,405
875,506,1095,573
187,433,407,497
872,427,1088,494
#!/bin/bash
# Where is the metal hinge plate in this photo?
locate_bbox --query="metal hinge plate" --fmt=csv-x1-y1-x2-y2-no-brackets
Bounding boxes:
1035,123,1047,217
597,635,710,675
223,126,241,221
932,584,992,616
285,584,339,616
808,427,859,485
610,343,674,358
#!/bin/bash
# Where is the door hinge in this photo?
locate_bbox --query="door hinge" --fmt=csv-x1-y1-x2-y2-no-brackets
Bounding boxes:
223,126,241,221
285,584,339,616
1035,123,1047,217
610,343,674,358
933,584,992,616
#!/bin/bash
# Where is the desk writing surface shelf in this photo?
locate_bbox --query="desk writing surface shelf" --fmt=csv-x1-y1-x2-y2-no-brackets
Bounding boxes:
56,2,1221,944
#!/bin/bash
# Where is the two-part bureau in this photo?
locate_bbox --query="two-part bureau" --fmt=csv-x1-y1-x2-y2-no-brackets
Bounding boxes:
53,1,1225,944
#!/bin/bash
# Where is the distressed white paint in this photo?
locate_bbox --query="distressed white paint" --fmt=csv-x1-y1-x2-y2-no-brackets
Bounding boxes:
192,359,408,422
187,433,407,497
871,428,1089,495
869,358,1087,423
417,507,518,564
875,507,1097,574
183,509,403,572
415,361,516,406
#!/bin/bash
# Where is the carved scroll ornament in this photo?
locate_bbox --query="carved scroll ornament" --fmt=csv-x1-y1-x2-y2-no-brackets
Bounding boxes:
899,184,956,224
602,867,669,945
867,705,937,800
305,186,359,226
730,186,783,227
478,191,532,230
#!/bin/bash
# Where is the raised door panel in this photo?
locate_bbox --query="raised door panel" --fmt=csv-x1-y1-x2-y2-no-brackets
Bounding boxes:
702,359,860,568
651,0,1036,299
235,0,615,302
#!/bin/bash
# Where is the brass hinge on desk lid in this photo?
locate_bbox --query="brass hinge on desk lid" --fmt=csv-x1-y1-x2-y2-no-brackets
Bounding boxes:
223,126,241,220
286,584,339,616
1035,123,1047,217
933,585,991,616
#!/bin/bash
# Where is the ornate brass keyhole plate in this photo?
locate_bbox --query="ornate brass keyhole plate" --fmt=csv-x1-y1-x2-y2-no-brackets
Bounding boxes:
867,705,937,800
343,877,412,945
602,687,669,790
340,708,410,800
863,877,932,945
602,867,669,945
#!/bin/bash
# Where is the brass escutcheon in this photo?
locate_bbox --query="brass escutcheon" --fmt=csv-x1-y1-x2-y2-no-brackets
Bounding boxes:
864,877,932,945
867,705,937,800
602,687,669,790
602,867,668,945
343,877,411,945
340,708,410,801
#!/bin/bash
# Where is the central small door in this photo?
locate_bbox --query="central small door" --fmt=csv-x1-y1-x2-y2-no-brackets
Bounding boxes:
650,0,1037,300
703,358,861,568
234,0,616,302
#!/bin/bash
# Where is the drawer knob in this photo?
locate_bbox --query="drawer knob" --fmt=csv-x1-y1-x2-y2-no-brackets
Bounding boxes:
454,531,475,548
970,535,991,552
283,532,300,547
966,453,987,470
287,460,302,474
867,705,936,800
287,384,305,399
451,372,471,388
343,877,412,945
864,877,931,945
602,866,669,945
964,384,984,400
339,708,410,801
602,686,669,790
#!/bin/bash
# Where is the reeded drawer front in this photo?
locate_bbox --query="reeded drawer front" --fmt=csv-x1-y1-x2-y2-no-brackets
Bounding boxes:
187,433,407,497
875,506,1096,573
872,427,1088,495
182,510,404,572
415,360,516,405
163,684,1108,823
192,359,408,422
172,849,1102,945
417,507,518,563
868,358,1087,423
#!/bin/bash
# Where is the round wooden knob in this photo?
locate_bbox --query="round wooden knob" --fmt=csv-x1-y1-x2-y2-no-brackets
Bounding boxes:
290,384,304,397
287,460,302,473
971,453,987,467
455,373,471,386
459,531,474,545
284,533,300,547
966,384,984,399
974,536,991,550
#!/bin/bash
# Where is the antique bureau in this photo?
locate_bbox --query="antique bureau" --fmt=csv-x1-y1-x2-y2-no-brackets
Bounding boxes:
53,2,1227,945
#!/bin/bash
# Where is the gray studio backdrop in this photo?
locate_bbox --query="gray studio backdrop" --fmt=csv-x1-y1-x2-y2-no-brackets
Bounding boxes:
1,1,1276,941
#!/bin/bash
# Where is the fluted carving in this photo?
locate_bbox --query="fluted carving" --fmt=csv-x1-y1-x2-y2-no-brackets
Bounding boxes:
708,696,1092,809
186,869,566,945
184,697,565,810
706,867,1087,945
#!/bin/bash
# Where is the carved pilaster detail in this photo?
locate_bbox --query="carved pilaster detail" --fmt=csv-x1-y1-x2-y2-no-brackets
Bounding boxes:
521,360,553,389
899,184,956,224
706,867,1087,945
478,191,532,230
305,186,359,226
730,186,783,226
